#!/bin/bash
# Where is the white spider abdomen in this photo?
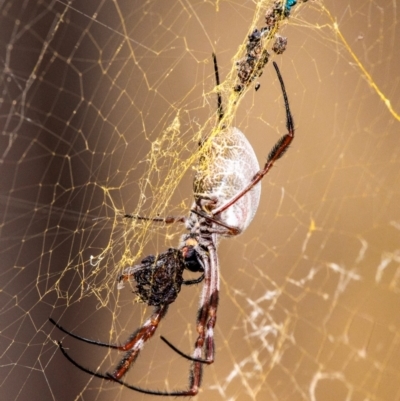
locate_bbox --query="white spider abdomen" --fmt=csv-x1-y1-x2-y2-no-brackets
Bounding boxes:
194,127,261,236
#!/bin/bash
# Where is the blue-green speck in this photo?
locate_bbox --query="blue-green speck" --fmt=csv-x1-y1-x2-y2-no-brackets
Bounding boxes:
285,0,297,12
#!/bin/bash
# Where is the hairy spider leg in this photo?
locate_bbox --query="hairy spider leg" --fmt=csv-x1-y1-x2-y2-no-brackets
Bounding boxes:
109,305,168,380
187,241,218,394
190,208,241,235
50,305,169,381
211,61,294,218
124,214,187,225
203,244,219,363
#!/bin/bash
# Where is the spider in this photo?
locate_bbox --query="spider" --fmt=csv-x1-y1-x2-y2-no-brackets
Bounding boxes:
49,55,294,396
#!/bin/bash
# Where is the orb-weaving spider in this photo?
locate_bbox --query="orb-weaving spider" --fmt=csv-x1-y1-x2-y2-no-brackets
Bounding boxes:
49,55,294,396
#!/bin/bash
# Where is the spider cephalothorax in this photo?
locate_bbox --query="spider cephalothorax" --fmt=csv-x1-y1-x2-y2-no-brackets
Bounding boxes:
50,54,295,396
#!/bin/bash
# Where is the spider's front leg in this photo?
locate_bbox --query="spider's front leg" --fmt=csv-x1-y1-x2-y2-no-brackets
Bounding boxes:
108,305,168,380
189,242,219,395
211,61,294,218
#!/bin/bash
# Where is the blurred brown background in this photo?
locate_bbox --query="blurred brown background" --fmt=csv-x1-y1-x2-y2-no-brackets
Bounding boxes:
1,1,400,400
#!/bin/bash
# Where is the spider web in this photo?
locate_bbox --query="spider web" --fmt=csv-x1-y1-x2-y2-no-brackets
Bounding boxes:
1,0,400,400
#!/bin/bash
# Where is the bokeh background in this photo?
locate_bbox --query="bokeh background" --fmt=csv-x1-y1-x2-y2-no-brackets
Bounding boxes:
1,1,400,400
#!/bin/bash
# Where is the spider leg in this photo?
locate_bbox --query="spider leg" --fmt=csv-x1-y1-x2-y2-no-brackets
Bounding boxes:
190,208,241,235
212,52,224,123
57,341,189,396
198,53,224,148
158,277,218,367
49,318,120,349
160,335,210,363
184,242,218,394
124,214,186,225
203,245,219,363
109,305,169,380
57,341,120,381
52,305,169,382
211,61,294,217
108,374,195,397
182,273,205,286
51,310,167,354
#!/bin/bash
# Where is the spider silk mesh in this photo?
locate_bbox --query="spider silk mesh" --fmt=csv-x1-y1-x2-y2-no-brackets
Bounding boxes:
1,1,400,400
